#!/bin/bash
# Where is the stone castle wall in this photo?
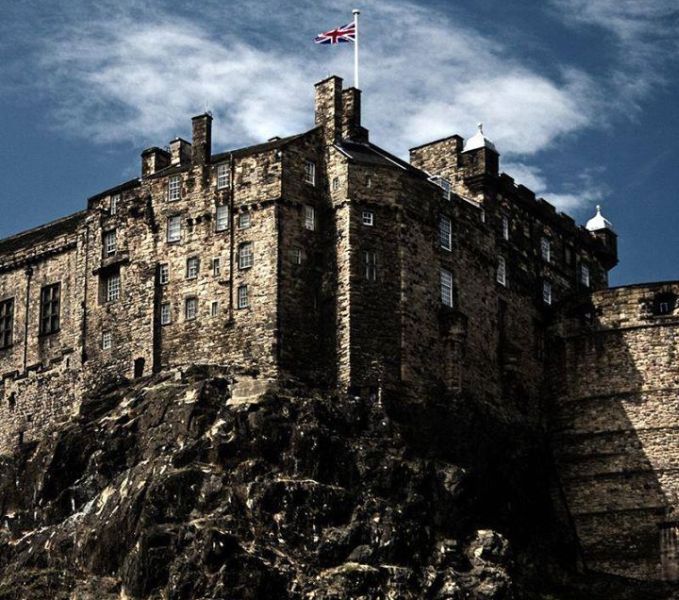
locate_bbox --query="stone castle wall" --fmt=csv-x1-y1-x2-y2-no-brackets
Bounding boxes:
550,282,679,580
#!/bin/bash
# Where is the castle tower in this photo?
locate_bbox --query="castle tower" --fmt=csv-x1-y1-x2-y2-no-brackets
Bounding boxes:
586,205,618,270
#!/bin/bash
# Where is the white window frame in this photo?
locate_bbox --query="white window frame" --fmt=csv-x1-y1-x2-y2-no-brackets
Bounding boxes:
212,257,221,277
441,269,454,307
215,205,229,232
497,256,507,286
210,301,219,317
237,285,249,309
168,175,181,201
110,194,120,215
160,303,171,325
541,237,551,263
332,176,340,191
439,215,452,251
362,210,374,227
291,248,302,265
304,160,316,185
104,230,117,256
185,297,198,320
238,212,251,229
304,205,316,231
186,257,199,279
159,264,169,285
102,331,112,350
239,242,253,269
502,215,510,240
106,273,120,303
543,280,553,306
167,216,181,242
580,264,590,287
217,163,229,190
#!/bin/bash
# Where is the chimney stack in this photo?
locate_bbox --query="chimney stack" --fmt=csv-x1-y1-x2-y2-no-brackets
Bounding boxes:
191,113,213,165
314,75,343,144
141,147,171,177
341,87,368,142
169,138,192,166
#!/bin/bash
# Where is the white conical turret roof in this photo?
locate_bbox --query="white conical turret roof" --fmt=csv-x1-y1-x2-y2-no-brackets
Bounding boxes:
586,205,614,232
462,123,497,153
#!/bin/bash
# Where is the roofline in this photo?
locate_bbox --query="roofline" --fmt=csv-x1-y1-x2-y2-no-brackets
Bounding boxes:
0,209,87,248
87,178,141,205
600,280,679,292
409,135,463,153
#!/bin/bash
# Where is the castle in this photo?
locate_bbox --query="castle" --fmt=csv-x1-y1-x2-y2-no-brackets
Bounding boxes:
0,75,678,583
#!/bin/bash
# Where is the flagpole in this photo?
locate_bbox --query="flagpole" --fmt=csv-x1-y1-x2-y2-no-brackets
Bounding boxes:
353,8,360,89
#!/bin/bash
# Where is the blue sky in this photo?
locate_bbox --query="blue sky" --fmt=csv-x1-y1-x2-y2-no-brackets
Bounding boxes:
0,0,677,285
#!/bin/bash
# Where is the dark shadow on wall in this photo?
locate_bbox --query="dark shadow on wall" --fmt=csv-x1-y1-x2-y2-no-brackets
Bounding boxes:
547,296,678,582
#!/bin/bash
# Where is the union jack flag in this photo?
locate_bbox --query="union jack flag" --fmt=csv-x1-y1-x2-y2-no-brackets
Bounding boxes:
314,22,356,44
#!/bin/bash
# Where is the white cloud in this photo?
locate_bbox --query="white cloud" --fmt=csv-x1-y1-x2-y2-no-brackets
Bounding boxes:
28,0,601,159
504,162,607,212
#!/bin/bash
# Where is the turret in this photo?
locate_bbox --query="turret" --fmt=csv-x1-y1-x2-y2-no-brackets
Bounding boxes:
586,205,618,270
460,123,499,178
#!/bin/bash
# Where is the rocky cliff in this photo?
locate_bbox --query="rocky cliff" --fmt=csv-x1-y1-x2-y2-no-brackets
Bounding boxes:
0,366,675,599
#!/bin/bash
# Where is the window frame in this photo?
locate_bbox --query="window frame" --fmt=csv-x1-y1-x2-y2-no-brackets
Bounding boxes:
541,237,552,263
167,216,182,242
106,273,121,303
238,242,253,270
102,331,113,350
237,285,249,309
212,257,221,277
110,194,120,215
304,205,316,231
168,175,182,201
159,264,169,285
304,160,316,186
238,212,251,229
542,280,553,306
185,297,198,321
103,229,117,257
0,297,14,349
440,269,454,308
501,215,510,241
210,301,219,317
160,302,171,325
362,210,374,227
186,256,200,279
363,250,377,282
497,256,507,287
216,163,230,190
580,263,590,288
215,205,229,232
40,283,61,335
439,215,452,251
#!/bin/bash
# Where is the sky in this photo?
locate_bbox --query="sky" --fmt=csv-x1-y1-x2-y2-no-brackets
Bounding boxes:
0,0,678,286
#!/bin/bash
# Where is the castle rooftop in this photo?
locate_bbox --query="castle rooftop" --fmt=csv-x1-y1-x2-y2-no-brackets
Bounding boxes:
462,123,497,153
586,204,614,232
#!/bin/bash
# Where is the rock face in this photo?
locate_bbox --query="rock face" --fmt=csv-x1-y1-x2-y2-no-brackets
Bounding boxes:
0,367,676,599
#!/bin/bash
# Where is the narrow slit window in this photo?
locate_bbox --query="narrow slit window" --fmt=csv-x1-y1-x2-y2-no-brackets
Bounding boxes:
439,215,452,251
440,269,454,307
497,256,507,286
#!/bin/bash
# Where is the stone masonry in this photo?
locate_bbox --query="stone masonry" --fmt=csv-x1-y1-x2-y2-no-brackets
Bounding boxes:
0,74,674,582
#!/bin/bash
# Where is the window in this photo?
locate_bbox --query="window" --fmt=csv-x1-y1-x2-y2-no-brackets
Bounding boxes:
580,264,590,288
290,248,303,265
332,177,340,191
440,269,454,307
239,212,251,229
0,298,14,349
186,257,199,279
304,205,316,231
480,209,486,224
429,176,451,200
366,176,372,188
168,175,181,201
110,194,120,215
501,215,510,241
103,229,116,256
541,237,551,263
304,160,316,185
167,216,181,242
364,251,377,281
239,242,253,269
237,285,249,309
653,293,676,316
102,332,112,350
185,297,198,320
212,257,221,277
106,273,120,303
159,264,169,285
160,303,171,325
40,283,61,334
217,163,229,189
215,205,229,232
439,215,452,251
543,280,552,306
210,301,219,317
497,256,507,286
362,210,374,226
